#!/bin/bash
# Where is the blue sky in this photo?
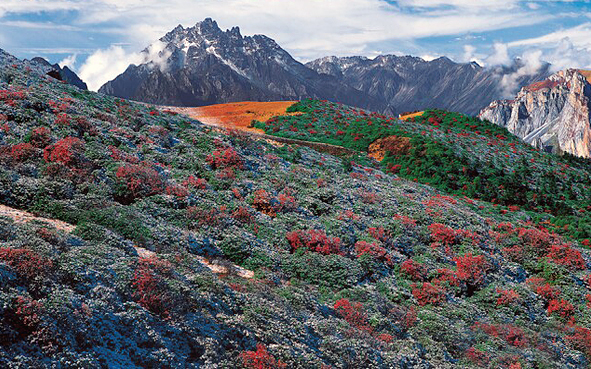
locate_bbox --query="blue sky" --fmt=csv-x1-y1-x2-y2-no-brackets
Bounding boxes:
1,0,591,90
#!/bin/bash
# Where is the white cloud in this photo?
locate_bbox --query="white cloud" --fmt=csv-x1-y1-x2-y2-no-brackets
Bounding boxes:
507,23,591,71
78,46,142,91
499,49,544,97
58,54,77,69
38,0,547,61
78,41,174,91
486,43,511,66
0,20,80,31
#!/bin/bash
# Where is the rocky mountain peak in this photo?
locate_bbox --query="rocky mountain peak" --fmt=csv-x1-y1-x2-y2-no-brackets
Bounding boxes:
479,68,591,157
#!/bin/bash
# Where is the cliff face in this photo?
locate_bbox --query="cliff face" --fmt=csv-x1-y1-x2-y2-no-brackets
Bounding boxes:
479,69,591,158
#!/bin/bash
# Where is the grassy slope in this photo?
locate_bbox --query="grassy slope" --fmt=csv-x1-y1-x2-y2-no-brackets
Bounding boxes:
0,62,589,368
255,99,591,243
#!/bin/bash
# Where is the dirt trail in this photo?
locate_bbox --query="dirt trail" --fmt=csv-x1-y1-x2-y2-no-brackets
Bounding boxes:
0,203,253,279
0,204,76,232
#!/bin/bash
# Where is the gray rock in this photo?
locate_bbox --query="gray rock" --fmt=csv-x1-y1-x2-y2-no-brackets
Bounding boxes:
479,69,591,158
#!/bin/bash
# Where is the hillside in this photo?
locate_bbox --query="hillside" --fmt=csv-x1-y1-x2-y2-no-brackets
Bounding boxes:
0,50,591,368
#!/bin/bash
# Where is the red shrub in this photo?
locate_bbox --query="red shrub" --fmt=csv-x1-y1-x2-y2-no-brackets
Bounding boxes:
526,278,561,301
277,193,298,212
10,143,35,162
368,227,389,243
466,347,490,366
55,113,70,126
132,257,174,317
286,229,342,255
504,326,528,347
0,248,53,280
428,223,457,245
116,164,164,199
30,127,51,148
252,189,275,216
412,282,445,306
516,227,555,254
206,147,243,170
547,298,575,321
400,259,428,281
187,206,228,226
334,298,373,333
14,296,43,328
165,185,189,197
43,137,84,166
232,206,253,223
377,333,394,343
433,268,460,287
240,344,287,369
355,241,391,264
183,175,207,190
496,289,520,306
547,244,586,270
453,253,490,286
566,326,591,356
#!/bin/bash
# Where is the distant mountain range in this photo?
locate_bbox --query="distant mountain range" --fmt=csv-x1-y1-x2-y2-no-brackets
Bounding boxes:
99,18,549,115
480,69,591,158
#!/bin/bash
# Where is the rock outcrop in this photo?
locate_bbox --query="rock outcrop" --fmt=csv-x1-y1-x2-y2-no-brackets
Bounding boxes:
479,69,591,158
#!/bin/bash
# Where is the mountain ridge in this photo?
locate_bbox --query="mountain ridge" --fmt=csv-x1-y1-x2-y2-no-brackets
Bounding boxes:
99,18,549,115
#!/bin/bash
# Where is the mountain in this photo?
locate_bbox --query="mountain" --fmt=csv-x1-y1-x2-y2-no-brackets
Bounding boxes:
28,57,88,90
306,55,550,116
99,19,388,112
2,48,591,368
479,69,591,158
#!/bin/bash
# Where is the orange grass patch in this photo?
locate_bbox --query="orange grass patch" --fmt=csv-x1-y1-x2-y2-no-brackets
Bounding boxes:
400,111,424,120
167,101,299,133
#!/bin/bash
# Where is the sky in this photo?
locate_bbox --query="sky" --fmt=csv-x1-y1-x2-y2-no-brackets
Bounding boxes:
1,0,591,91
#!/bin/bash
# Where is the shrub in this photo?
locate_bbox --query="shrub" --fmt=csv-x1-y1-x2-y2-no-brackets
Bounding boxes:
183,175,207,190
43,136,84,166
132,257,174,317
354,241,391,264
334,298,373,333
566,326,591,356
526,278,561,301
453,253,490,287
547,244,586,270
116,164,165,200
252,189,275,216
496,289,519,306
286,229,342,256
400,259,428,281
412,282,445,306
206,147,243,170
29,127,51,148
0,248,53,280
240,344,287,369
504,326,528,347
10,143,35,162
428,223,457,245
547,298,575,321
